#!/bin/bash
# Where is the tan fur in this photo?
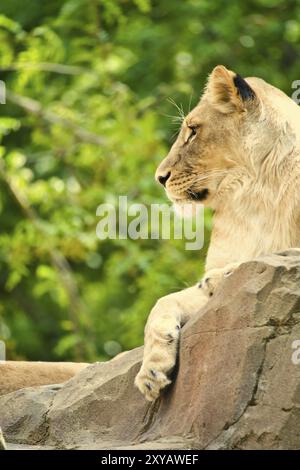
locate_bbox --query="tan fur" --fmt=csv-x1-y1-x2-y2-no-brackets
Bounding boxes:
135,65,300,400
0,361,88,396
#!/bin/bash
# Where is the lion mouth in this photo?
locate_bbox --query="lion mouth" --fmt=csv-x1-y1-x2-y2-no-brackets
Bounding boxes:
166,187,209,204
187,188,209,201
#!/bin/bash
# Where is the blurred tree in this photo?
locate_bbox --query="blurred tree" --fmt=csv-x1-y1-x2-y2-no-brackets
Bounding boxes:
0,0,299,361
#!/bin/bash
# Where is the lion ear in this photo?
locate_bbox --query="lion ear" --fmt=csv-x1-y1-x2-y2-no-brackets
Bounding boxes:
206,65,256,113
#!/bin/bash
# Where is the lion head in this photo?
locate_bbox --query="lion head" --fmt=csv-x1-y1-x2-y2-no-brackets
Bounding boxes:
155,65,299,212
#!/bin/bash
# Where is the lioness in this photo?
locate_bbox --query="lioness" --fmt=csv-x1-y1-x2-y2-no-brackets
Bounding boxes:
135,65,300,401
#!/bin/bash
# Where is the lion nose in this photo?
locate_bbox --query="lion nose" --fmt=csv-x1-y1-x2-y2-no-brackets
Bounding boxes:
157,171,171,187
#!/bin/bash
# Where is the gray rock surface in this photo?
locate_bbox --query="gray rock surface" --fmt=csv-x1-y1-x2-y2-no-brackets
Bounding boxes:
1,251,300,449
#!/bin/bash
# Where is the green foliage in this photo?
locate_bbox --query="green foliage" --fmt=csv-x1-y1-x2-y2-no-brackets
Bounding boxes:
0,0,299,361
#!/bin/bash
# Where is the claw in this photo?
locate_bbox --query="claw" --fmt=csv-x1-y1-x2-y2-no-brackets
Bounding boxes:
224,271,233,277
145,382,152,391
167,333,175,343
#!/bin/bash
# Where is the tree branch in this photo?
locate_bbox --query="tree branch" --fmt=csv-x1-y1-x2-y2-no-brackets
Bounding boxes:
6,90,106,146
0,62,87,75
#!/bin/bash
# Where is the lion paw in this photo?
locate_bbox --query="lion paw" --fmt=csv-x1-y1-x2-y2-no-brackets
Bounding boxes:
135,367,171,401
135,302,181,401
200,263,239,297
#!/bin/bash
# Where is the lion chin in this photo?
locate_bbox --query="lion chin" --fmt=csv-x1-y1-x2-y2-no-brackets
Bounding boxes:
172,200,200,218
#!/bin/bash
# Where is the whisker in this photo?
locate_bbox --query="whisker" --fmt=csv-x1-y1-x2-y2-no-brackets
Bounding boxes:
167,97,186,122
190,169,228,186
179,102,185,119
170,129,180,142
188,92,194,114
162,113,185,123
192,169,228,180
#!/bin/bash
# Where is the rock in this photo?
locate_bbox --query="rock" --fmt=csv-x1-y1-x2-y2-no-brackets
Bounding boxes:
0,385,58,445
46,347,149,448
6,443,55,450
0,361,88,396
1,251,300,449
0,427,6,450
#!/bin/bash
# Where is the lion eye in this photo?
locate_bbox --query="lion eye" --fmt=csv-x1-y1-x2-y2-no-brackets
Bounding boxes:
187,126,197,143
